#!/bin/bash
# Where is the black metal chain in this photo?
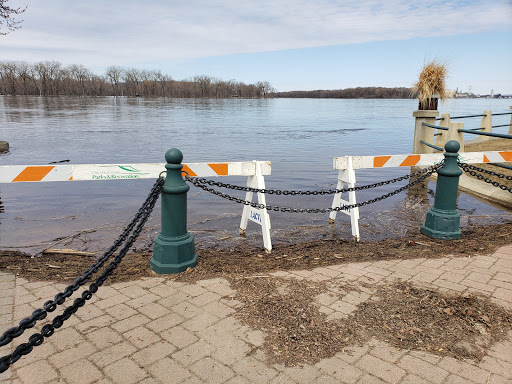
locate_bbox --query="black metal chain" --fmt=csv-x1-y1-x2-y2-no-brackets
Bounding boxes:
458,162,512,193
185,163,441,196
0,177,164,373
187,165,440,213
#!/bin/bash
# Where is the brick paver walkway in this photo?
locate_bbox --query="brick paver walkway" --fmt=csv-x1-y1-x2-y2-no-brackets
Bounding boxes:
1,244,511,384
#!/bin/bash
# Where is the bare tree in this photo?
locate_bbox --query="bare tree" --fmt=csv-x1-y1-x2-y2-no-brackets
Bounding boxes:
16,61,32,95
105,65,123,96
0,0,27,35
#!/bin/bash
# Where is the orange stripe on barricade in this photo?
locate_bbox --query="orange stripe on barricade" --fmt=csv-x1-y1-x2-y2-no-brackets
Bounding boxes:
499,152,512,162
399,155,421,167
483,155,490,163
12,166,54,182
209,163,228,176
373,156,391,168
182,164,196,177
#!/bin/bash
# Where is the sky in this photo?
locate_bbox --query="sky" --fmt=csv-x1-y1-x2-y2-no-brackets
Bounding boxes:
1,0,511,94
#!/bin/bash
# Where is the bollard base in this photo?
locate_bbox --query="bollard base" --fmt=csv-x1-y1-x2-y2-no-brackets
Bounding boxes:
421,207,461,240
151,232,198,274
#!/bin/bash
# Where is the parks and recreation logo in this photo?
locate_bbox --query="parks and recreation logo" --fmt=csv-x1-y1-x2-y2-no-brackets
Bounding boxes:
91,165,150,180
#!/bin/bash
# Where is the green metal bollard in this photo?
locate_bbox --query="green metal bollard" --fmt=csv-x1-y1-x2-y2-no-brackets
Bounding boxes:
150,148,198,274
421,140,462,240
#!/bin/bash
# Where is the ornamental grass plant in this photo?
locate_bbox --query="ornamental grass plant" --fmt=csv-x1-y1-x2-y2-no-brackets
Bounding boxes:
414,60,448,110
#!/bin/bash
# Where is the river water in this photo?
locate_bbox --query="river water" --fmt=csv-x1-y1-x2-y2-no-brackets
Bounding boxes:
1,96,511,253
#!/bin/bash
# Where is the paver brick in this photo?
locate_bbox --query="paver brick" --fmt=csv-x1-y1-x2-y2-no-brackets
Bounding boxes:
89,341,137,368
178,283,209,297
118,284,150,299
137,302,170,320
493,288,512,303
188,291,222,307
46,326,84,351
172,339,216,366
58,359,103,384
85,326,124,349
399,374,431,384
161,325,199,349
466,271,494,284
190,356,235,384
146,312,185,333
14,359,59,384
75,314,116,334
432,279,467,293
356,354,406,383
438,356,490,383
75,302,105,321
125,293,161,309
104,357,147,384
316,355,363,383
397,355,448,383
111,313,151,333
95,293,130,309
124,325,161,348
488,374,512,384
203,300,236,318
369,343,406,363
207,281,237,297
233,356,278,383
479,356,512,379
104,302,138,320
48,341,97,369
149,357,192,384
132,341,176,366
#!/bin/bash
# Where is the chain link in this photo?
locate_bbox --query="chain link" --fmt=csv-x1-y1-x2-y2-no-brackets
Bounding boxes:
0,177,164,373
458,162,512,193
187,166,440,213
185,163,442,196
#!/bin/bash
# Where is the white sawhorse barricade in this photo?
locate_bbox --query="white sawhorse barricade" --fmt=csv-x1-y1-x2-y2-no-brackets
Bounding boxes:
0,160,273,251
329,150,512,241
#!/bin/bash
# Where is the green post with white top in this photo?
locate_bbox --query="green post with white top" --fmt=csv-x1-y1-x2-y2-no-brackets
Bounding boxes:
150,148,197,274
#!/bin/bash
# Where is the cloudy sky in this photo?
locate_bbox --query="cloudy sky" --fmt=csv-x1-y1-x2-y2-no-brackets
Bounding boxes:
1,0,511,93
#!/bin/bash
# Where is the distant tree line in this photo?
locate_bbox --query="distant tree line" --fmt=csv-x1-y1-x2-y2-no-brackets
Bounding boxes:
0,60,275,98
276,87,417,99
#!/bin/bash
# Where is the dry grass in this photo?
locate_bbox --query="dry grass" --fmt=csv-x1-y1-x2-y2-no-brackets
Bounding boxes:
414,60,448,105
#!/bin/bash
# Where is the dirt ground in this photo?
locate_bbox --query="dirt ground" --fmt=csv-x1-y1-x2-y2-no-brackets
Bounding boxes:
1,222,511,285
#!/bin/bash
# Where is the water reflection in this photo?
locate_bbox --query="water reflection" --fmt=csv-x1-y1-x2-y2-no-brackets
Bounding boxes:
1,96,511,253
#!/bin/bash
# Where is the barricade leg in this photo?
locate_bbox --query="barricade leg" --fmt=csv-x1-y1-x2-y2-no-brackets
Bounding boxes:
151,148,197,274
329,157,360,241
421,141,462,239
240,161,272,252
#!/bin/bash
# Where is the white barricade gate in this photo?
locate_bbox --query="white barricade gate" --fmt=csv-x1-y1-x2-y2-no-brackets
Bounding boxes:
0,160,273,251
329,156,360,240
329,151,512,241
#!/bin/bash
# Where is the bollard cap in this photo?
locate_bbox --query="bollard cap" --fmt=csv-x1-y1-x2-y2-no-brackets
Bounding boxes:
165,148,183,164
444,140,460,153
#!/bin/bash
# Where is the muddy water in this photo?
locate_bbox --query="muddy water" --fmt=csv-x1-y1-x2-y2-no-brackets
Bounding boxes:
1,96,511,253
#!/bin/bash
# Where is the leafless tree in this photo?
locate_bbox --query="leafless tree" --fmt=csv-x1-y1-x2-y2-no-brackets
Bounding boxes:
0,60,275,98
105,66,123,96
0,0,27,35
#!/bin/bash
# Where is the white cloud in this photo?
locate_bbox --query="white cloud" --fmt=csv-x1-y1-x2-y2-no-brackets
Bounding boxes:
1,0,511,67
